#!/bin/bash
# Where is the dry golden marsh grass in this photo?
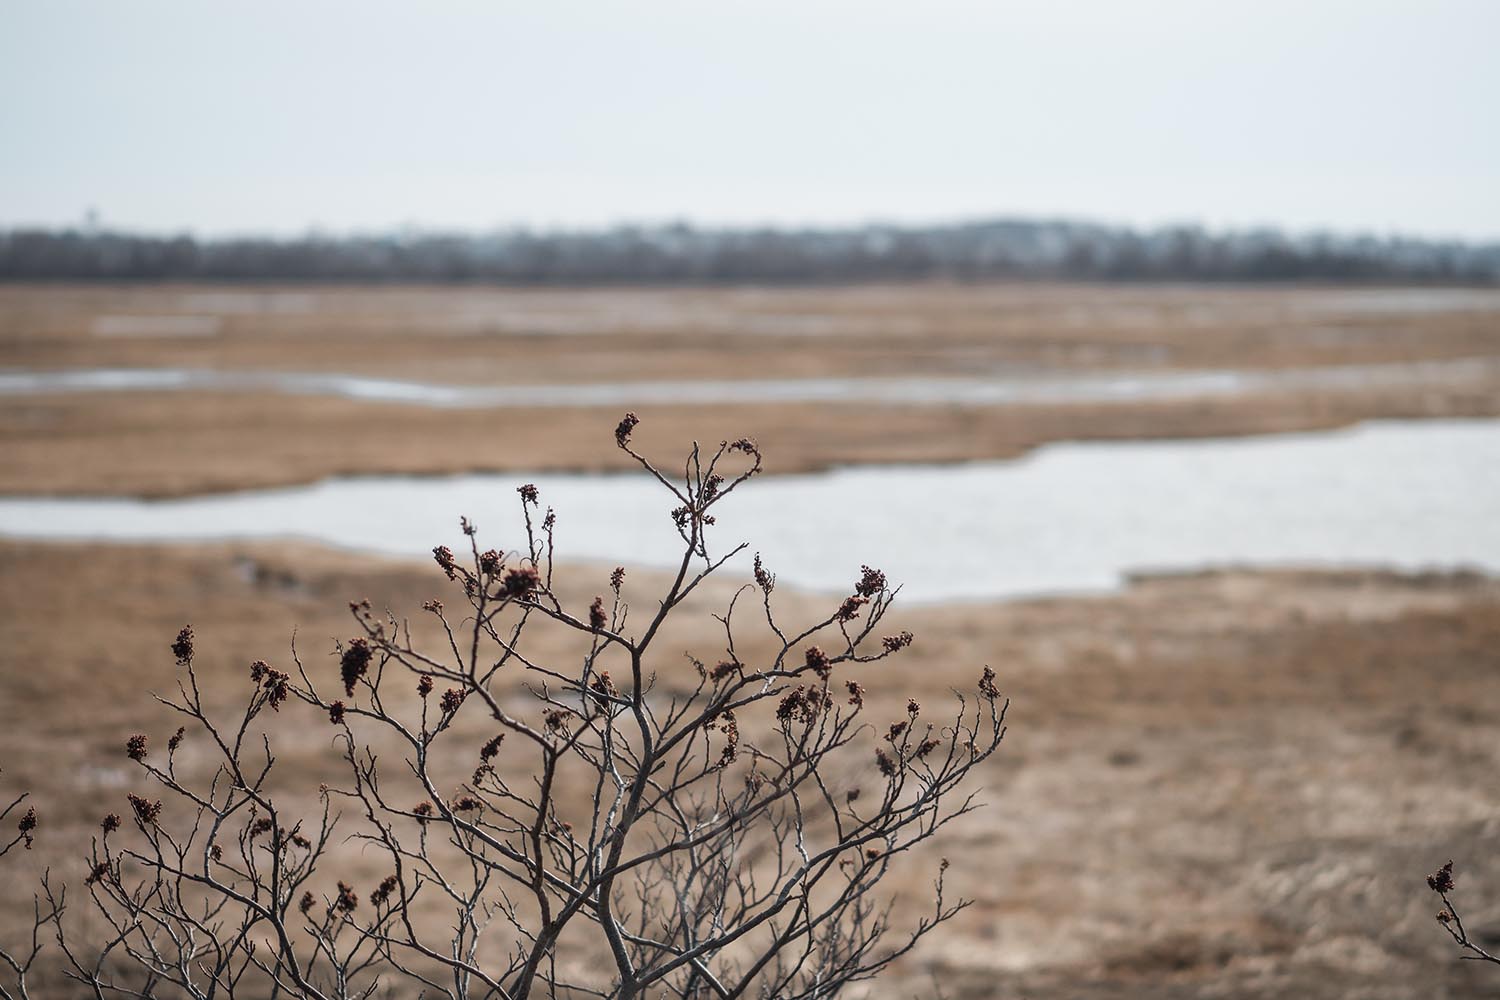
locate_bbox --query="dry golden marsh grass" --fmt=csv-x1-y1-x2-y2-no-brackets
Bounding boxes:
1,283,1499,495
1,283,1499,997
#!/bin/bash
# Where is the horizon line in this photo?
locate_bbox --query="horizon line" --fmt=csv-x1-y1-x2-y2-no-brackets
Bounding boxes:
5,213,1498,249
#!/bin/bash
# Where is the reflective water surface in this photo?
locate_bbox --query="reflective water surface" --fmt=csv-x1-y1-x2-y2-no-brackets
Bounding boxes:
1,420,1495,602
1,358,1496,409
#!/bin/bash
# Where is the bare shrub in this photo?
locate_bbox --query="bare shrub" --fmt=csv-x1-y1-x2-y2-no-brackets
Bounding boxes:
5,418,1006,999
1427,860,1500,969
1,777,61,1000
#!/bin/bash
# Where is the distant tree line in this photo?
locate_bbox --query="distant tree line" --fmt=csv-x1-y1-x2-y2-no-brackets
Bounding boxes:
2,218,1497,285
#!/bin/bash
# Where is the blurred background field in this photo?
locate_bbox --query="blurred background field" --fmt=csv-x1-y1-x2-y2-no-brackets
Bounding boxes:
3,282,1499,496
3,281,1498,998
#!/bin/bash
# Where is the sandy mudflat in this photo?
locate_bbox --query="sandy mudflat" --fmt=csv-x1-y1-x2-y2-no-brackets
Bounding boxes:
1,540,1496,998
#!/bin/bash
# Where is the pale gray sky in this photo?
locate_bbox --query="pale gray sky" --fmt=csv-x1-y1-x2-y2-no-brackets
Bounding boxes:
2,0,1497,240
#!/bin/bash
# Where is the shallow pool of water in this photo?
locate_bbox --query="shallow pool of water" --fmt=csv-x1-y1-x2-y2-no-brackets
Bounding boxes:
1,420,1495,603
0,358,1495,409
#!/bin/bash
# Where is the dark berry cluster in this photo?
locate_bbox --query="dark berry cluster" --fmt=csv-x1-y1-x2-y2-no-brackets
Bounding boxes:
17,806,36,848
979,666,1000,700
250,659,291,708
588,671,616,709
171,626,194,665
855,566,887,597
835,596,867,622
335,881,358,913
615,412,640,446
777,686,831,727
128,793,163,825
754,553,774,594
340,639,373,696
882,631,914,653
371,874,401,906
713,709,740,767
501,566,540,598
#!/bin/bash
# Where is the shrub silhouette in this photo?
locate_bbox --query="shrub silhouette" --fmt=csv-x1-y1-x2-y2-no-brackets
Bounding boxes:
1427,860,1500,969
2,417,1006,999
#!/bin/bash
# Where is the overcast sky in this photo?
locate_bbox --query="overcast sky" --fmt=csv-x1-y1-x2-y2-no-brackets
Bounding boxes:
2,0,1497,240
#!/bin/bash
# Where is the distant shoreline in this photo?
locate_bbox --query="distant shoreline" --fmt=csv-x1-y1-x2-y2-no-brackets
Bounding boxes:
4,217,1497,285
